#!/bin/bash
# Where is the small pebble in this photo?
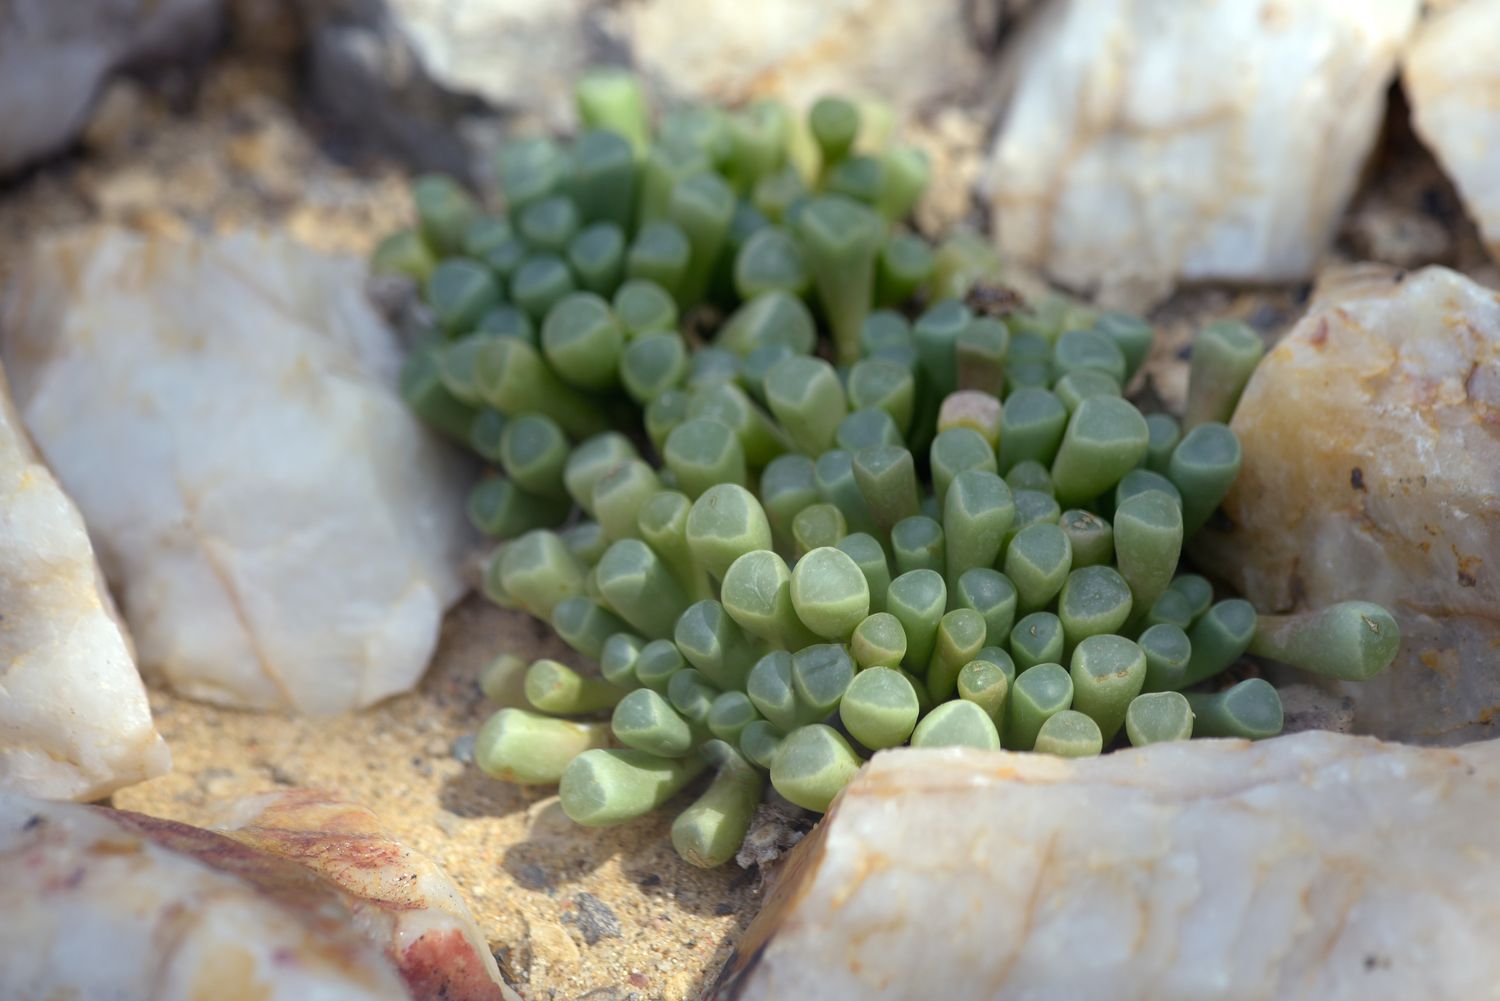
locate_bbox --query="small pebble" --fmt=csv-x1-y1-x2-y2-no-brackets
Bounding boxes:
571,892,623,946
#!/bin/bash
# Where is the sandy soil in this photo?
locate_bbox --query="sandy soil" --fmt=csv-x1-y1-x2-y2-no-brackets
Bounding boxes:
115,597,759,1001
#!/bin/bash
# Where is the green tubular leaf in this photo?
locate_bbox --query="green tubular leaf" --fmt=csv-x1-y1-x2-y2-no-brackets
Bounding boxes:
1004,522,1073,616
400,345,481,442
1093,312,1155,381
770,724,863,813
891,515,945,578
425,258,502,337
764,355,847,456
1033,709,1103,757
1168,422,1243,536
930,427,998,509
569,129,638,230
475,708,610,785
564,432,639,514
551,596,631,660
955,317,1010,396
793,194,882,364
524,658,624,715
1068,634,1147,743
839,667,920,750
373,227,436,282
539,292,623,391
596,538,692,639
955,568,1019,649
885,569,947,671
1138,623,1193,694
837,533,892,615
1113,488,1184,628
499,529,587,620
685,483,774,582
791,643,857,722
734,227,809,300
620,331,690,404
957,659,1010,727
613,279,679,338
792,503,847,559
836,409,903,452
926,608,988,703
626,220,692,296
943,470,1015,587
592,460,663,542
612,688,696,757
495,138,568,210
1057,565,1134,651
518,194,580,253
669,172,737,306
575,70,650,153
479,652,529,706
757,450,817,534
910,699,1000,751
1144,412,1181,475
852,446,921,531
466,476,565,538
412,174,479,255
1188,678,1283,740
998,387,1069,472
846,357,916,434
1249,602,1401,681
560,749,707,827
790,547,871,642
1009,611,1065,672
1050,396,1150,508
723,550,820,650
1125,690,1194,746
664,419,748,498
1003,662,1073,751
850,611,907,671
498,413,571,499
510,253,577,321
568,221,627,296
1185,319,1264,428
672,742,765,868
913,299,973,397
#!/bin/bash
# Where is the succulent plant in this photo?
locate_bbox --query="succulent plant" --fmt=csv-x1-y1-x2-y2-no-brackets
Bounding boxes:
376,72,1403,868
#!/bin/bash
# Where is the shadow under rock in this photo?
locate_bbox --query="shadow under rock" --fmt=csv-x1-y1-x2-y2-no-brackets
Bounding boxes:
438,761,535,820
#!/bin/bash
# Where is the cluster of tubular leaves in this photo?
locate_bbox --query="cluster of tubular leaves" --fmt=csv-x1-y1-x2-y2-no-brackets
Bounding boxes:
374,73,1402,868
371,72,998,541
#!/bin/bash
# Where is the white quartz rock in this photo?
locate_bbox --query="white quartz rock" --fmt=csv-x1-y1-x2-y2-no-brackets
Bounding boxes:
212,789,517,1001
1404,0,1500,264
0,0,221,176
0,362,169,800
1194,265,1500,744
0,228,475,715
0,792,414,1001
982,0,1420,306
717,733,1500,1001
622,0,1009,116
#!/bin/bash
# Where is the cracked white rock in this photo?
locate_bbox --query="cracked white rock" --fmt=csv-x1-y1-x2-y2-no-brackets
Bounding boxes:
982,0,1420,306
623,0,1005,115
1194,265,1500,743
0,363,169,800
0,792,414,1001
0,228,475,715
212,789,516,1001
1404,0,1500,264
0,0,221,176
717,733,1500,1000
